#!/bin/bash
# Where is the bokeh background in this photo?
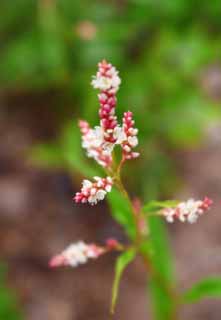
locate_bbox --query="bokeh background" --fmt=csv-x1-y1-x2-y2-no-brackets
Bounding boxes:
1,0,221,319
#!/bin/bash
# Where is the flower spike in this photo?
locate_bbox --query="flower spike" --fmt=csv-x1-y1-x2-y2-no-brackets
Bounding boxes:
161,197,213,223
74,176,113,205
75,60,139,205
49,241,105,268
92,60,121,143
49,238,123,268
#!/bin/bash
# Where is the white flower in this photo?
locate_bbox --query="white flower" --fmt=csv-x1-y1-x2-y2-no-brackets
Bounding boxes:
113,126,127,144
91,65,121,92
80,124,112,167
91,76,113,91
128,136,138,148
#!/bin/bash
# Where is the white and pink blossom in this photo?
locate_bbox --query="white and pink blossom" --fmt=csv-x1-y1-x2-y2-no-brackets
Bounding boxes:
79,120,112,167
49,241,104,268
74,176,113,205
92,60,120,143
162,197,213,223
91,60,121,92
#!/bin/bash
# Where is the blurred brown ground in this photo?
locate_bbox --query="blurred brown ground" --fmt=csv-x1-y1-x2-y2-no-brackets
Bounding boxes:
1,93,221,319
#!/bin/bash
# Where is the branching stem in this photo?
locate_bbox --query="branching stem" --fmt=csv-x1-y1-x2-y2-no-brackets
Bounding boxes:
113,165,180,320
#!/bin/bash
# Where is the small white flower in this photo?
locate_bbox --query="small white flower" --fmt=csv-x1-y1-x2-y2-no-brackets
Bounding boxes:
96,189,106,201
83,180,93,189
123,145,131,153
128,136,138,148
91,65,121,92
80,124,113,167
113,126,127,144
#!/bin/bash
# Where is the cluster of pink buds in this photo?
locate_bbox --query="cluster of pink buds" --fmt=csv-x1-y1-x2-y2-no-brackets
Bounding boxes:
162,197,213,223
49,241,105,268
122,111,139,160
75,60,139,206
49,239,122,268
74,176,113,205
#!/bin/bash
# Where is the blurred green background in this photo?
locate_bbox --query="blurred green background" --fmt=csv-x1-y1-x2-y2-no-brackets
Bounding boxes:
1,0,221,319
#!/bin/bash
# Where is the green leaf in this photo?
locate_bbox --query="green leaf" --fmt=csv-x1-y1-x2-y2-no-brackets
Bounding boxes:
107,188,136,239
0,264,23,320
183,278,221,304
148,216,173,281
143,216,175,320
111,249,136,314
143,200,179,213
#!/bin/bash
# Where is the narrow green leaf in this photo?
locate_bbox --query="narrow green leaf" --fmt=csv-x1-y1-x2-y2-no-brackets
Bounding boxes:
111,249,136,314
144,216,175,320
183,278,221,304
107,188,136,239
0,264,23,320
148,216,173,281
143,200,179,213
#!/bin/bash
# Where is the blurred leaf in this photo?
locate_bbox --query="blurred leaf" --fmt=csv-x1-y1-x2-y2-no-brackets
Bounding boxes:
29,122,101,178
0,265,23,320
143,200,179,213
144,216,175,320
183,278,221,304
148,216,174,282
111,249,136,314
60,122,101,177
28,143,64,168
107,188,136,239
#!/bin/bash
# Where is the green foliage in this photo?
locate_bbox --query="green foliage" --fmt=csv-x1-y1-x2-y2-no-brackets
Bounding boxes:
0,265,23,320
2,0,221,199
59,123,101,177
111,249,136,314
29,122,101,178
107,188,136,239
183,278,221,304
28,143,64,168
143,200,179,213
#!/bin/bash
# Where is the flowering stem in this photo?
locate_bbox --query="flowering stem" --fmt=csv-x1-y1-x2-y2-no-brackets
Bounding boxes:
114,169,180,320
114,172,141,246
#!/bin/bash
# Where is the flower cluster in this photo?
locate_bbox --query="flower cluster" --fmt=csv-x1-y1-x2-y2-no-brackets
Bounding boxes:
162,197,213,223
79,120,112,167
49,239,122,269
74,176,113,205
75,60,139,205
49,241,105,268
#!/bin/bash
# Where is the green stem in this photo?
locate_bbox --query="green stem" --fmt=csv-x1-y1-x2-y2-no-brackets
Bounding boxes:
114,169,179,320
